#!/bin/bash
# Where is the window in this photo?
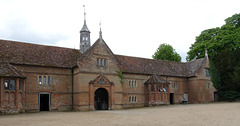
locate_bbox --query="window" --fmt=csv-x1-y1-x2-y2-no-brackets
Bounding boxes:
172,82,178,89
206,82,211,89
129,80,137,88
10,80,15,90
151,85,154,92
97,58,107,67
97,58,99,66
104,59,106,66
19,80,22,91
43,76,46,85
39,76,42,84
4,80,9,90
205,69,210,77
129,96,137,103
100,59,103,66
39,75,51,85
48,76,51,85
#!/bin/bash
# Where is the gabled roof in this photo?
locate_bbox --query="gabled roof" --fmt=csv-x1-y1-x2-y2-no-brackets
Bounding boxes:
145,75,169,84
78,38,121,67
0,62,26,78
185,57,206,77
0,39,81,68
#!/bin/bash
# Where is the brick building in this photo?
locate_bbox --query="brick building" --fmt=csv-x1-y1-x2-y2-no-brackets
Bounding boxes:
0,12,216,114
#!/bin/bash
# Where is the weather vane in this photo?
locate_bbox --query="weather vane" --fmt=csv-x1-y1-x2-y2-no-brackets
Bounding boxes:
99,21,102,38
83,5,86,22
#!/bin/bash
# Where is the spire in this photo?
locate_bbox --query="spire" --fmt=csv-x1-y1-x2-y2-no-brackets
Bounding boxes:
84,5,86,24
80,5,90,32
80,5,91,53
99,21,102,39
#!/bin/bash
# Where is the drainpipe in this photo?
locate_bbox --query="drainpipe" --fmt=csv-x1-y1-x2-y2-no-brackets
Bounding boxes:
71,68,74,111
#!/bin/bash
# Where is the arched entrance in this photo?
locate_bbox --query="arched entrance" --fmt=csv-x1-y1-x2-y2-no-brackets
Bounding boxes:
94,88,109,110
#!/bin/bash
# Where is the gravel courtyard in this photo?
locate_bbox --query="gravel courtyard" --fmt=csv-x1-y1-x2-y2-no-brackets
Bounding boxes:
0,102,240,126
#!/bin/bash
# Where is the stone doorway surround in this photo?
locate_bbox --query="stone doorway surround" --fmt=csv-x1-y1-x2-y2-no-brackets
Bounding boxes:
89,75,114,110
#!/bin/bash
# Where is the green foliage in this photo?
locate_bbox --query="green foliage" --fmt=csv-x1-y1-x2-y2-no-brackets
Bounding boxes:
222,90,239,101
186,13,240,61
187,13,240,101
209,60,222,100
116,69,123,86
152,43,181,62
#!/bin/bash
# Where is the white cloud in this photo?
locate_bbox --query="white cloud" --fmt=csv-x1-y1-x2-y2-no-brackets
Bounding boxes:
1,0,240,61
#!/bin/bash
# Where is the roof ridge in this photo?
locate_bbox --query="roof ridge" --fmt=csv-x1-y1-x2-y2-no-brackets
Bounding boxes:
0,39,80,51
115,54,186,64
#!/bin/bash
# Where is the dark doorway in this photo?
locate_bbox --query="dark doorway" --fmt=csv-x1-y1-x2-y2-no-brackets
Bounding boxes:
214,92,218,102
40,94,49,111
94,88,109,110
170,93,174,104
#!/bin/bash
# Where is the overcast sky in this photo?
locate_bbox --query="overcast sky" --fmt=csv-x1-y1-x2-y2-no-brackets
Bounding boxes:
1,0,240,62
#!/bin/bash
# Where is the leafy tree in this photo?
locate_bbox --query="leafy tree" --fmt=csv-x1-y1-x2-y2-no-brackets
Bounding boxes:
186,13,240,101
152,43,181,62
209,60,222,100
186,13,240,61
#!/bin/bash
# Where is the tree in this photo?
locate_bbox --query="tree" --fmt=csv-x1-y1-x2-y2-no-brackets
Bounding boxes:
186,13,240,101
152,43,181,62
186,13,240,61
186,14,240,100
209,60,222,100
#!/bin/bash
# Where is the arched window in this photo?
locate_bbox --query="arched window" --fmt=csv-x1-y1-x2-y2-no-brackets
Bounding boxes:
129,96,131,102
134,96,137,102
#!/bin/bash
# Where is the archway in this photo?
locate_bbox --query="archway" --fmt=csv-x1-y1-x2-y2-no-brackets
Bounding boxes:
94,88,109,110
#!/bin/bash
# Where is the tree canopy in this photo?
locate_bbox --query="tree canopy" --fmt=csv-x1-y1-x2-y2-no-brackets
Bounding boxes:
186,13,240,100
152,43,181,62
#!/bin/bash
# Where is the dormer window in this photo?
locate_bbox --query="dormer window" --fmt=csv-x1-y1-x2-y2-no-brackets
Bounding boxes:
205,69,210,77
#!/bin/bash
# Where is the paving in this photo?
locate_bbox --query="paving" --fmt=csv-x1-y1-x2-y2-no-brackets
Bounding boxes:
0,102,240,126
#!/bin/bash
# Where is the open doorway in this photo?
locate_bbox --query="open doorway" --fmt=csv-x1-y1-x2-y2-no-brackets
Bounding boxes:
39,93,50,111
170,93,174,104
94,88,109,110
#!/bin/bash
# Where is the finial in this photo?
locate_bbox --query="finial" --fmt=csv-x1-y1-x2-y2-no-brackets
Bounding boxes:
99,21,102,38
83,5,86,23
205,49,208,57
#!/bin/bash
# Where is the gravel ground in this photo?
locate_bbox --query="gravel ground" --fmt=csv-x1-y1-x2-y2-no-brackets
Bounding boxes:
0,102,240,126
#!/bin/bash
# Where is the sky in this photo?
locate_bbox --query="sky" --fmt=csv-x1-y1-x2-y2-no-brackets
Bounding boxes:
0,0,240,62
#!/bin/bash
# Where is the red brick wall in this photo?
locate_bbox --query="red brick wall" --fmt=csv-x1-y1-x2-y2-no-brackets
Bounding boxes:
15,65,73,112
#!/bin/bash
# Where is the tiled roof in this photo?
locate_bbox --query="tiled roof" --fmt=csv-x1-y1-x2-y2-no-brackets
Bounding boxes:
185,57,206,77
116,55,206,77
0,39,81,68
145,75,169,84
0,39,206,77
0,62,26,78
